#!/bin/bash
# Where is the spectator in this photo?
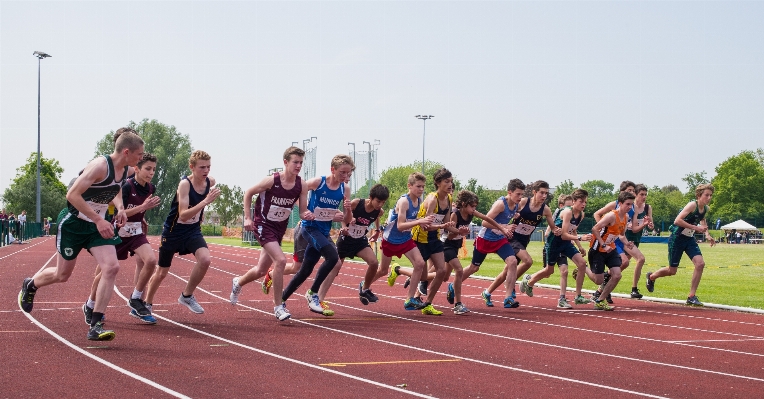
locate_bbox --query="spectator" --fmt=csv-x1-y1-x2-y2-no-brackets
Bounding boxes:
43,217,51,236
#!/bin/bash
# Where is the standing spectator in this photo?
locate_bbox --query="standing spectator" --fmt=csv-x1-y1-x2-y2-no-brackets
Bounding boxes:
43,217,51,236
18,211,27,243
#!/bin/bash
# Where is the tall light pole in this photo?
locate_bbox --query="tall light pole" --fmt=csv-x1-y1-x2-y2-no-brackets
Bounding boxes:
362,141,371,193
34,51,51,223
348,142,356,190
415,115,433,177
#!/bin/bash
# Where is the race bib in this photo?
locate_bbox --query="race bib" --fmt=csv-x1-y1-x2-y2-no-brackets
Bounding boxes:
627,218,644,230
604,235,617,244
179,209,201,225
682,227,696,237
432,214,445,225
77,202,109,223
346,224,368,239
567,224,578,234
118,221,142,237
491,223,509,236
515,223,535,235
266,205,291,222
313,207,336,222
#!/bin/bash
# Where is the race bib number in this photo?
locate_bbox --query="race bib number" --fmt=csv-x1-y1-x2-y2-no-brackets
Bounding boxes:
179,209,201,225
682,227,696,237
491,223,509,236
604,235,618,244
347,224,368,239
567,224,578,234
432,214,445,225
266,205,291,222
77,202,109,223
118,221,143,237
515,223,535,235
627,218,644,230
313,207,336,222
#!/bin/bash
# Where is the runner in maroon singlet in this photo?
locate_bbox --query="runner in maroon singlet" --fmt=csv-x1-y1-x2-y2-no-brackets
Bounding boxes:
229,146,314,321
83,153,162,324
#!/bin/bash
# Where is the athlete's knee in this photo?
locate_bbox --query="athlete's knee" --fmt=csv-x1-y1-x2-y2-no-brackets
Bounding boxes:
55,268,74,283
367,258,379,270
558,265,568,276
272,257,287,270
153,267,170,280
694,259,705,269
197,254,211,268
667,268,678,276
610,269,622,280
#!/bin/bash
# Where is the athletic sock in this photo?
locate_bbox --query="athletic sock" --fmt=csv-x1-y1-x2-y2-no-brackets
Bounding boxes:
560,295,565,299
26,279,37,292
86,299,96,309
182,293,192,298
91,312,104,326
131,289,143,300
631,286,637,291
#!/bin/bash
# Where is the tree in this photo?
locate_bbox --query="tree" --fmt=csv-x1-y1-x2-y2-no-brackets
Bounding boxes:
580,180,616,215
1,153,67,221
710,151,764,222
95,119,193,225
211,183,244,227
377,160,461,210
755,148,764,168
681,171,710,201
646,185,686,230
463,178,501,223
661,184,680,194
555,179,575,197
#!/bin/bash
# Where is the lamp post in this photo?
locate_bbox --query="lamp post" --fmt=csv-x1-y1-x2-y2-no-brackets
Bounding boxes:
302,136,317,150
415,115,433,177
362,141,371,193
348,142,355,190
268,167,283,176
33,51,51,224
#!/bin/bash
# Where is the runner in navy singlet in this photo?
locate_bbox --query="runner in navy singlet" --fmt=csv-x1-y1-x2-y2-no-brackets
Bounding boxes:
229,146,312,321
144,150,220,315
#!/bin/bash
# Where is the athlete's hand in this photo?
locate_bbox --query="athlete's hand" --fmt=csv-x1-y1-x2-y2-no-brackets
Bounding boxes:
502,227,513,239
708,236,717,247
419,215,435,227
243,218,254,231
442,221,455,230
581,234,592,242
696,225,708,233
332,211,345,222
300,210,313,221
96,218,115,239
369,229,380,242
553,227,562,236
603,245,613,253
578,246,586,255
203,187,221,205
626,241,635,250
458,225,470,235
340,226,349,236
142,195,161,211
343,198,352,211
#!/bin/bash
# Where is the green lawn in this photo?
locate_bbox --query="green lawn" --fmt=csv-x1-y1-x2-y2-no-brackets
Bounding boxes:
204,236,764,310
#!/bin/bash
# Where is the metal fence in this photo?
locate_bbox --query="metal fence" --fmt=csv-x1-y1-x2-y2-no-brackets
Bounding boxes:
0,221,47,247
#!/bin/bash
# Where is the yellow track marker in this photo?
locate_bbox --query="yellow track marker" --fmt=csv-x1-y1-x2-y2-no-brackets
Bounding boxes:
321,359,460,367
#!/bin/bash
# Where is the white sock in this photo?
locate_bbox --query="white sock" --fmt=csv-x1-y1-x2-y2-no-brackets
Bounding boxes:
131,289,143,300
86,299,95,309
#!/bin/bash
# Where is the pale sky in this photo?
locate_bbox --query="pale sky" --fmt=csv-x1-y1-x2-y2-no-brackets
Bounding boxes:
2,1,763,201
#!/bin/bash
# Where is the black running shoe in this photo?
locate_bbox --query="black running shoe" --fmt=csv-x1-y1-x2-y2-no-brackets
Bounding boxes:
645,272,655,293
18,278,36,313
87,321,115,341
418,281,429,296
631,289,643,299
606,294,613,304
83,304,93,325
128,298,151,316
403,277,411,289
366,288,379,303
358,282,370,305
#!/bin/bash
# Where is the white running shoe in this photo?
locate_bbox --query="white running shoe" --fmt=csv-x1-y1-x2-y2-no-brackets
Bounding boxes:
274,303,291,321
230,277,242,305
178,294,204,314
305,290,324,314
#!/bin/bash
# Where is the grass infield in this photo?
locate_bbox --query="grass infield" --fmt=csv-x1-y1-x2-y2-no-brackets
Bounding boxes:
205,237,764,310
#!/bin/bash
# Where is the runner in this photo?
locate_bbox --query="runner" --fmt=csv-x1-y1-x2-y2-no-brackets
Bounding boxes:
18,131,144,340
626,184,654,298
521,189,594,308
83,153,162,325
373,172,434,310
486,180,560,298
280,155,353,317
229,146,312,321
144,150,220,315
645,184,716,306
461,179,524,308
588,191,636,311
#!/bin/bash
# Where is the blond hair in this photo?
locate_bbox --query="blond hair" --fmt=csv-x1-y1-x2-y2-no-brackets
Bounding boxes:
408,172,426,185
331,154,355,171
189,150,211,166
695,183,714,199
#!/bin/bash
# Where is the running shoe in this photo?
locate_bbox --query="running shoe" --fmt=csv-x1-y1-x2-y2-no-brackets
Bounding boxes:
87,321,116,341
686,295,704,306
82,304,93,326
481,290,494,307
645,272,655,293
446,283,455,305
230,277,242,305
519,274,531,295
418,281,429,297
387,265,400,287
129,309,157,324
503,297,520,308
128,298,151,316
404,297,426,311
421,303,443,315
305,290,324,314
18,277,36,313
605,294,614,305
320,301,335,316
630,289,643,299
146,303,153,313
359,282,370,305
366,288,379,303
574,295,592,305
403,277,410,289
453,302,470,315
590,291,601,302
262,269,273,294
558,297,573,309
178,294,205,314
594,300,614,311
274,303,291,321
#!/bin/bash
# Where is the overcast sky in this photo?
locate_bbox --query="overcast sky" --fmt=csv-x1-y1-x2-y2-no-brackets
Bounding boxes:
2,1,763,202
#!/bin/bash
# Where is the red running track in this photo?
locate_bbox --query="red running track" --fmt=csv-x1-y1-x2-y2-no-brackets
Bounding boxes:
2,236,764,398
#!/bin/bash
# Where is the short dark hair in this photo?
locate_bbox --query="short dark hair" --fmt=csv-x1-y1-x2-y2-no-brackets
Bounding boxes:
532,180,549,192
114,127,138,143
619,180,636,192
617,191,636,204
507,179,525,192
635,184,648,194
571,189,588,202
137,153,157,169
455,190,479,208
283,146,305,161
369,184,390,201
433,168,452,185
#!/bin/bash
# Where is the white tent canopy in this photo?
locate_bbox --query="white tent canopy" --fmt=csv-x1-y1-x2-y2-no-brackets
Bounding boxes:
719,220,759,232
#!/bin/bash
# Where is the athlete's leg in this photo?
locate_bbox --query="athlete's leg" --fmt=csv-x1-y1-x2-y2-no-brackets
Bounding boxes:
502,256,519,298
424,252,447,304
599,266,622,298
88,266,102,304
688,255,705,297
318,258,346,302
627,246,646,289
448,258,464,303
183,247,211,296
133,244,157,294
515,249,534,277
372,254,392,284
144,266,168,305
485,268,506,295
403,248,427,299
89,245,121,315
461,263,480,282
571,253,594,297
238,241,280,286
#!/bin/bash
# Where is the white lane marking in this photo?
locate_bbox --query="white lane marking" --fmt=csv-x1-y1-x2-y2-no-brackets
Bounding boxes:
130,278,436,399
0,238,46,260
21,253,190,399
168,257,667,398
668,338,764,343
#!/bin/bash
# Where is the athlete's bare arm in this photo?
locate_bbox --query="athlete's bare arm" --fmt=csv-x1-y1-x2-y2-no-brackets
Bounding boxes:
591,212,616,251
543,205,562,236
67,158,116,238
396,196,432,231
593,200,617,222
242,176,276,230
